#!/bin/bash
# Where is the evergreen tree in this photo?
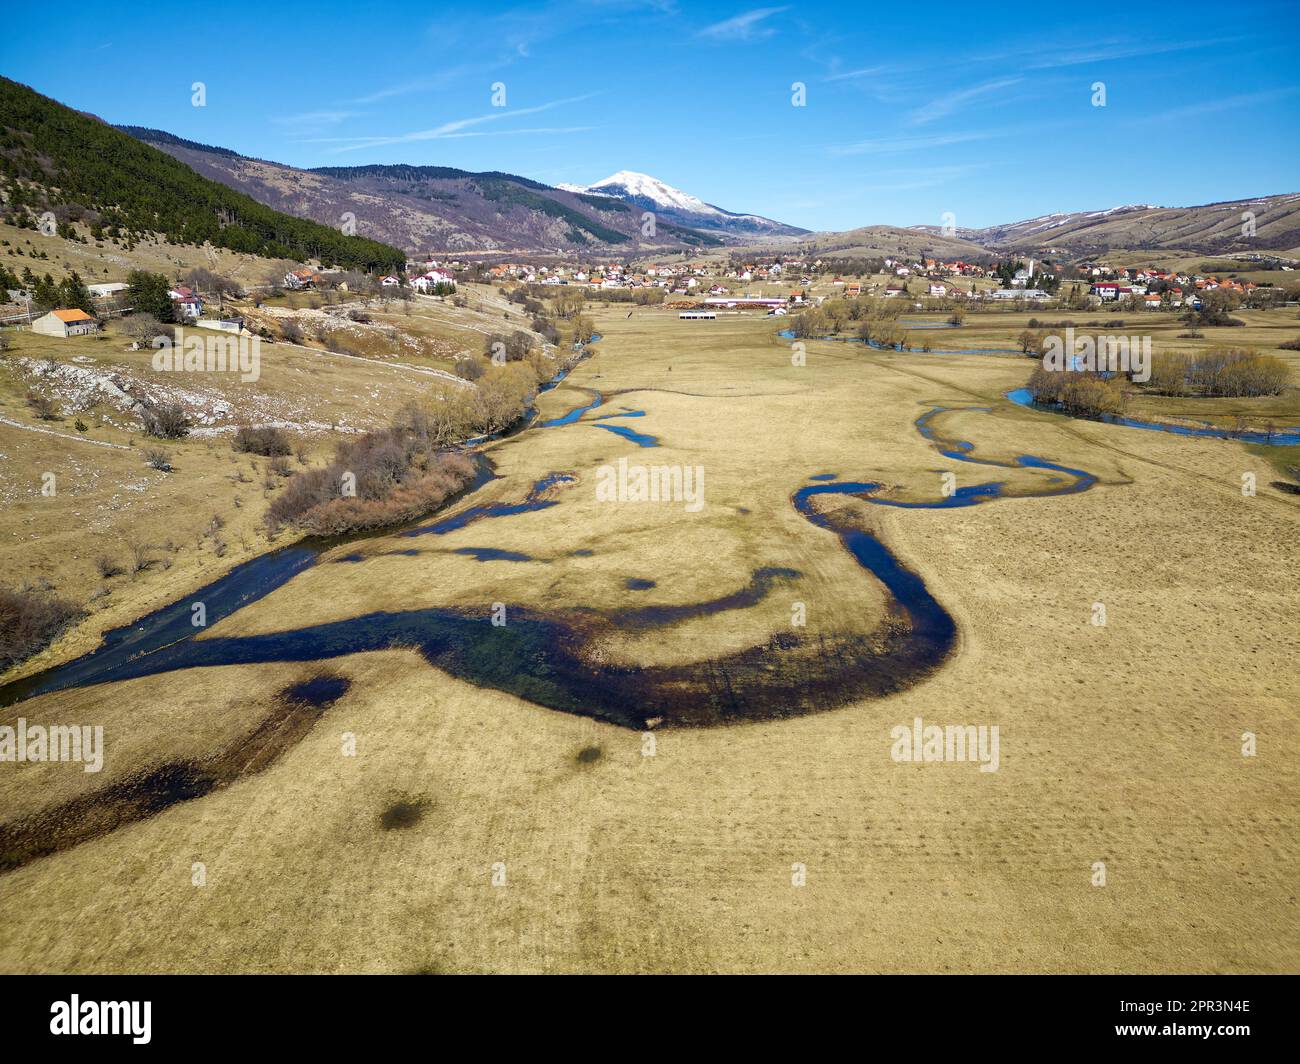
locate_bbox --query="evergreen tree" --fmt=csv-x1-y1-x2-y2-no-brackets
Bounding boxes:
31,272,58,310
57,270,93,312
127,270,175,322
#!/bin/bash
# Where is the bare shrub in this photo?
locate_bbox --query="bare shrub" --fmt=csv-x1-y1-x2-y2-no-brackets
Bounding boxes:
233,425,292,456
1204,350,1289,396
95,555,125,578
470,363,538,435
0,584,82,670
1147,352,1192,397
483,330,535,363
123,312,170,346
140,401,191,439
266,430,476,535
1058,373,1127,417
26,392,59,420
1027,366,1126,417
127,540,156,574
144,447,172,472
1018,329,1049,357
454,357,486,381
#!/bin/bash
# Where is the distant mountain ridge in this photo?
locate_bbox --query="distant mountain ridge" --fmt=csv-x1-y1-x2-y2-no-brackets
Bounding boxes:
43,106,1300,262
114,125,243,160
115,131,728,254
910,194,1300,257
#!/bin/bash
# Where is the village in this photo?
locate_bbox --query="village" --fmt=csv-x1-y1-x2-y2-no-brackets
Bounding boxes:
4,240,1290,347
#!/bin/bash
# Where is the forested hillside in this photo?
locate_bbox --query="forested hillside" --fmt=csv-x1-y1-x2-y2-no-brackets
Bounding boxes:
0,77,405,270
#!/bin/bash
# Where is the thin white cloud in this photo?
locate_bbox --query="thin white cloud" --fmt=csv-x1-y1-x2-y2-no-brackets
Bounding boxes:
823,65,890,83
272,110,360,131
697,6,788,42
1130,86,1298,124
346,61,510,105
348,80,439,106
346,0,679,104
1014,36,1237,70
311,93,599,153
409,125,595,140
909,77,1022,125
828,130,1001,157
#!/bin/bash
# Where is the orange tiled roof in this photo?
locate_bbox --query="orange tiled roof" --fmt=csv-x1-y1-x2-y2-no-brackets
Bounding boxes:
52,309,93,323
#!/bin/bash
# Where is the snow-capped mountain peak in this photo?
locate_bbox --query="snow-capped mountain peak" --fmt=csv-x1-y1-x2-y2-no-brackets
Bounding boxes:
586,171,720,216
556,170,808,237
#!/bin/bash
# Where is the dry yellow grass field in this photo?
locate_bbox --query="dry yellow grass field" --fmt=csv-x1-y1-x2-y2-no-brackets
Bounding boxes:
0,329,448,669
0,221,292,290
1,306,1297,973
0,286,539,670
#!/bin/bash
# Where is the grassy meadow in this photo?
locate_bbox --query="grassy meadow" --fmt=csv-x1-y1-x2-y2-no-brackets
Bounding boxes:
1,300,1296,973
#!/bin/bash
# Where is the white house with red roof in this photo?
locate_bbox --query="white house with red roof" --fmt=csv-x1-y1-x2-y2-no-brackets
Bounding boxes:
168,285,204,320
409,270,455,293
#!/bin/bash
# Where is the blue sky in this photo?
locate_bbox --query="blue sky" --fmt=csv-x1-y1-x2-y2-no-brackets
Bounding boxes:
2,0,1297,231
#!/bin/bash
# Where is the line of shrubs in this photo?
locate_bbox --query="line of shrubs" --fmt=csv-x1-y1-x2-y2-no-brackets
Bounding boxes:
1145,348,1289,398
786,296,905,341
264,413,477,536
261,338,579,536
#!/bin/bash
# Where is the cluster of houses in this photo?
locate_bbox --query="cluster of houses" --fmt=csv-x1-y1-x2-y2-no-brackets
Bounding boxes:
884,256,990,279
407,267,455,292
281,263,456,295
483,261,718,289
1087,267,1257,308
719,261,811,283
471,252,1033,304
20,277,239,339
475,259,820,292
468,254,1005,297
826,255,1034,301
19,251,1265,346
390,259,457,291
282,266,357,290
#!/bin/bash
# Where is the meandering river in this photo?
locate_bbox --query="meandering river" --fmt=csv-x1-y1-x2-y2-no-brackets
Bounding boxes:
1,375,1099,726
